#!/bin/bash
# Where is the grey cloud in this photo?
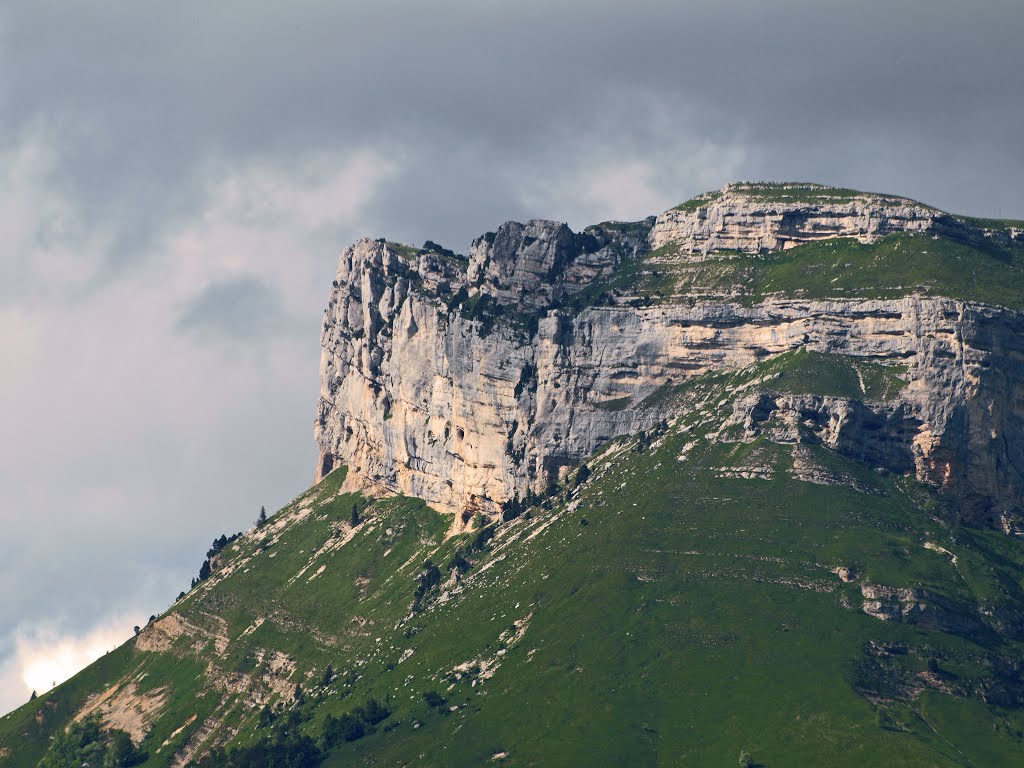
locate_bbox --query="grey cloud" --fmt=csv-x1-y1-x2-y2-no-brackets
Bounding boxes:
4,1,1021,253
177,277,291,340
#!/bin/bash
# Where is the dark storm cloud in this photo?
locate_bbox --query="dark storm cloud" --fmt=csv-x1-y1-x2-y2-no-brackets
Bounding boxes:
5,1,1021,252
1,0,1022,713
177,277,290,340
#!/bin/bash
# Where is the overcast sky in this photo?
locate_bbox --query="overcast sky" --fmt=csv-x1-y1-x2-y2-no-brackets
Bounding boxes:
1,0,1022,715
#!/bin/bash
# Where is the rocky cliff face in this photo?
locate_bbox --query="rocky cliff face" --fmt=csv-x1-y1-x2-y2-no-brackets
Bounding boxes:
649,182,960,254
315,183,1024,532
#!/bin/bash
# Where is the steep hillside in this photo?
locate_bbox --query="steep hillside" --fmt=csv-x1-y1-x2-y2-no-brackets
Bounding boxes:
3,183,1024,767
6,361,1024,766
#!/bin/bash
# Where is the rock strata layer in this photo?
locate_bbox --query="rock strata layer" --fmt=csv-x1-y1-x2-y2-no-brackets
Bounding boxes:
649,183,955,254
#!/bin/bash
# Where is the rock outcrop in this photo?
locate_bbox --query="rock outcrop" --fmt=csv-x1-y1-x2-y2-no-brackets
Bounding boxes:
649,182,959,254
465,218,653,309
314,183,1024,532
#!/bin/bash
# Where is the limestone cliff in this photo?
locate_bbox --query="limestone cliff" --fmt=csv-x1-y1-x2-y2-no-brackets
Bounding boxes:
314,183,1024,532
648,181,987,253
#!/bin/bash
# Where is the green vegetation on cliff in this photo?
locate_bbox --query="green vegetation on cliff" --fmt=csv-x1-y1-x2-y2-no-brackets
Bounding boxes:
762,347,908,401
576,230,1024,312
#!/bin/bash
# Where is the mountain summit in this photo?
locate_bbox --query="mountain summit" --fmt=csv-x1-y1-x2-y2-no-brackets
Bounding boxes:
316,182,1024,531
4,183,1024,766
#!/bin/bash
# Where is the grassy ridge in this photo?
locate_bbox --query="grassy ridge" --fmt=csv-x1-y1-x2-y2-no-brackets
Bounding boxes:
581,231,1024,312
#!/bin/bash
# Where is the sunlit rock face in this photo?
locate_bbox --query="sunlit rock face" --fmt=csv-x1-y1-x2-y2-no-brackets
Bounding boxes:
314,184,1024,532
649,181,977,254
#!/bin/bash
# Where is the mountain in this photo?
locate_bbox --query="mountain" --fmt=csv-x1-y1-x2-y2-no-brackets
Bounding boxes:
4,182,1024,767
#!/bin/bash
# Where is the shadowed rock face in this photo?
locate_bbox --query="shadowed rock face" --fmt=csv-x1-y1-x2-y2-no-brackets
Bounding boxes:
729,392,923,475
466,218,654,309
314,184,1024,532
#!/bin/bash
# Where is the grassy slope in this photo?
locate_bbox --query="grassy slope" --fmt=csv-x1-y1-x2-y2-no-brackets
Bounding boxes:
759,346,907,401
606,232,1024,311
4,360,1024,767
0,468,454,766
341,368,1024,767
